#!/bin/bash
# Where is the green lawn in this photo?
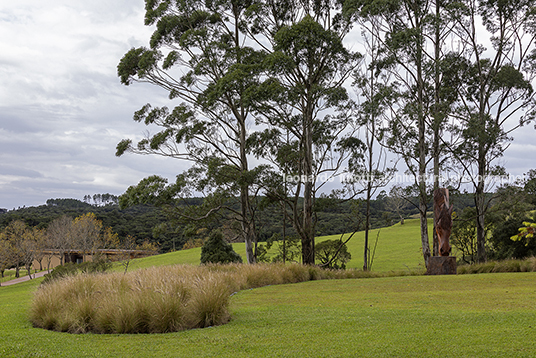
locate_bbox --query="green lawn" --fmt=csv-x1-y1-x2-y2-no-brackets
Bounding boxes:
128,218,432,272
1,272,536,357
3,219,529,357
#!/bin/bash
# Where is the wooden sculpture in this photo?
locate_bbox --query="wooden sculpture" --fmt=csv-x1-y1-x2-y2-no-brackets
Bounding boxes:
434,188,453,257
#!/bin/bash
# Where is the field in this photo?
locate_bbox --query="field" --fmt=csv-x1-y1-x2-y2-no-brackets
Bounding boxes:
1,219,535,357
127,219,433,272
2,272,536,357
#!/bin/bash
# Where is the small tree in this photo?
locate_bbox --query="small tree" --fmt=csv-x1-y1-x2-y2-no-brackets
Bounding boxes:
386,186,409,225
30,227,48,271
47,215,73,265
0,235,13,283
315,240,352,270
3,220,29,278
451,207,478,264
72,213,102,257
200,231,242,265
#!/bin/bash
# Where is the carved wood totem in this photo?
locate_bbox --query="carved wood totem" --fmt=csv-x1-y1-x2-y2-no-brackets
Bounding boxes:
434,188,453,257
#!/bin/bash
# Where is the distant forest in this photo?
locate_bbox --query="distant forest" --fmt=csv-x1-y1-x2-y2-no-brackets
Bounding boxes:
0,192,481,253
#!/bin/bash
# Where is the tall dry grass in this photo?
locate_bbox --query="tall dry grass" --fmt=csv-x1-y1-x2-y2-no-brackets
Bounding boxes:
30,263,423,334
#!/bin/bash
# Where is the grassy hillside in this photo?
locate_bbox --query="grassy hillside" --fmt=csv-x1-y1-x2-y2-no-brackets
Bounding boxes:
128,218,432,272
1,272,536,357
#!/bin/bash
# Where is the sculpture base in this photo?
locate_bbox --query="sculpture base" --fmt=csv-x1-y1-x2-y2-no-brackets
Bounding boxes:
426,256,457,275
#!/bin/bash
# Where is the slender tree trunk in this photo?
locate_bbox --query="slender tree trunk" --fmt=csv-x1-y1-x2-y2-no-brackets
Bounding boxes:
364,75,375,271
432,0,442,257
416,17,431,268
302,104,315,265
282,201,287,263
364,182,372,271
239,116,255,264
475,150,487,262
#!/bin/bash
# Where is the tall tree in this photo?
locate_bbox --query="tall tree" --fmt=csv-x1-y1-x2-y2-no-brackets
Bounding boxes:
117,0,266,263
345,0,461,267
451,0,536,262
247,0,362,264
345,0,435,267
350,17,397,270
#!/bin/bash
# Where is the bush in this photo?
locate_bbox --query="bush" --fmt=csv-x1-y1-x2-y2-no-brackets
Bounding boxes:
489,215,536,260
315,239,351,269
200,231,242,264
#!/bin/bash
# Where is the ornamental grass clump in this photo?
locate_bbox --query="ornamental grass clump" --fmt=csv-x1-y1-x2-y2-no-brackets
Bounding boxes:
31,265,232,334
31,262,418,334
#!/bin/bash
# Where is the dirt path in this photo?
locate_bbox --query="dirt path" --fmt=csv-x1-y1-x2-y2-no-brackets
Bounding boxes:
1,271,48,287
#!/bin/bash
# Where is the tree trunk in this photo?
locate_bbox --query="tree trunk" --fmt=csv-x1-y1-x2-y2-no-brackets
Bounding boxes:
416,13,431,268
239,117,255,264
364,186,371,271
475,152,487,262
302,105,315,265
432,0,442,257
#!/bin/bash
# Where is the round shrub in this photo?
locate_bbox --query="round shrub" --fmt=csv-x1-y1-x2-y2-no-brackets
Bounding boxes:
200,231,243,264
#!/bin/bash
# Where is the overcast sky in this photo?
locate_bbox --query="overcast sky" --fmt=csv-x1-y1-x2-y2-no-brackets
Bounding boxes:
1,1,535,210
0,1,187,210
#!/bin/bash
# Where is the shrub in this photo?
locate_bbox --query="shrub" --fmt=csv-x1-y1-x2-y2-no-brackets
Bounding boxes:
489,215,536,260
315,239,351,269
200,231,242,264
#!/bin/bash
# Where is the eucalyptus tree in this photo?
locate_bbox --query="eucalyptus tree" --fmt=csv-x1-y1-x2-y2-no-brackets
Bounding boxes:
449,0,536,262
245,0,363,264
116,0,266,263
344,0,434,267
344,0,460,267
350,19,397,270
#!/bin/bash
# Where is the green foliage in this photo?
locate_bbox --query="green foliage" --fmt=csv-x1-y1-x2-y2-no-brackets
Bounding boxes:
256,233,302,264
451,207,479,264
315,239,352,269
510,220,536,245
3,266,536,355
200,231,242,264
491,215,535,260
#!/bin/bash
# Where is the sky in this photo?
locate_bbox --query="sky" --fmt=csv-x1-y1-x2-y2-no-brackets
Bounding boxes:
1,1,535,210
0,1,185,210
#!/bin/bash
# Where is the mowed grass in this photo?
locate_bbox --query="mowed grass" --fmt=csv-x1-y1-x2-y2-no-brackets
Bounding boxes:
127,219,431,272
2,272,536,357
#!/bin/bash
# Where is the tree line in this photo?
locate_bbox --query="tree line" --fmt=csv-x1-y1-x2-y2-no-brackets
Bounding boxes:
115,0,536,268
0,213,157,281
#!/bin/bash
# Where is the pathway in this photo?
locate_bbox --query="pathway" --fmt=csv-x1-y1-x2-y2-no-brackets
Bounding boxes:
1,271,48,287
